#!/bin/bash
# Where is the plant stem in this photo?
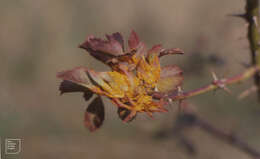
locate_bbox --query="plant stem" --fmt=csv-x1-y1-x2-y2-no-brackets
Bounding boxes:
245,0,260,100
166,66,260,100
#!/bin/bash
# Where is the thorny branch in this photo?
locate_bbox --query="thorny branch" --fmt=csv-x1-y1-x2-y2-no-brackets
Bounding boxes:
153,66,260,101
245,0,260,100
168,2,260,158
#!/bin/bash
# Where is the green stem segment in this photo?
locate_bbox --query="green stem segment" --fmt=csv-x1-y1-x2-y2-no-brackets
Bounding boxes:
245,0,260,100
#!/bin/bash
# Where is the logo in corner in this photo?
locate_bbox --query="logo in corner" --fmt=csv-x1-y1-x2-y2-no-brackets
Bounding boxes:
5,139,21,155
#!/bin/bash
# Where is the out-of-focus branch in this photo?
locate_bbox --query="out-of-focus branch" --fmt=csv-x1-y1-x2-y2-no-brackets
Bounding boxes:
175,111,260,159
245,0,260,100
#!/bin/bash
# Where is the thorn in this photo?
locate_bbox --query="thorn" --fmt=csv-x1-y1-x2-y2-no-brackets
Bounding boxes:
211,71,218,81
253,16,258,26
227,13,247,20
211,71,231,94
238,85,257,99
177,86,183,94
176,86,184,112
223,86,232,94
216,79,232,94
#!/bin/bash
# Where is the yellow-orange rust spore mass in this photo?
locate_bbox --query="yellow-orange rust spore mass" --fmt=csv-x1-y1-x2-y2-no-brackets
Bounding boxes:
57,30,184,131
90,54,166,122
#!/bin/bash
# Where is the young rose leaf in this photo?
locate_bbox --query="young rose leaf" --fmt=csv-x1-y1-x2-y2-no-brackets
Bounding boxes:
135,42,147,58
84,96,105,132
147,45,162,65
57,67,99,91
83,91,94,101
57,67,89,84
59,80,93,101
83,48,114,64
87,70,114,94
80,33,124,57
157,65,183,93
117,107,136,122
107,32,125,51
128,30,140,50
59,80,89,94
148,45,162,56
159,48,184,58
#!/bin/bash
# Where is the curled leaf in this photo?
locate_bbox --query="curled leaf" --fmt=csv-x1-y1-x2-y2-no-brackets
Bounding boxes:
148,45,162,56
79,32,125,64
157,65,183,93
59,80,93,101
107,32,124,51
159,48,184,58
84,96,105,132
83,91,94,101
128,30,140,50
57,67,90,86
134,42,147,58
57,67,104,94
59,80,89,94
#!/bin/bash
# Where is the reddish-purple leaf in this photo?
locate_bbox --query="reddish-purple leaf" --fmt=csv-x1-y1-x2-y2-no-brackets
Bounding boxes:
56,67,101,93
107,32,124,51
59,80,93,101
82,48,114,64
135,42,147,57
83,91,94,101
85,96,105,132
128,30,140,50
157,65,183,93
159,48,184,58
57,67,90,86
59,80,88,94
80,33,124,57
147,45,162,56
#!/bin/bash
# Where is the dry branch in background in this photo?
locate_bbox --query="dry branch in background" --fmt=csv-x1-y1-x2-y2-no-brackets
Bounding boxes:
174,106,260,159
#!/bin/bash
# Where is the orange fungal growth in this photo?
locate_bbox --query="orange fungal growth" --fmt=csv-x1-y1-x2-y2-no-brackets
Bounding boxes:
57,30,183,131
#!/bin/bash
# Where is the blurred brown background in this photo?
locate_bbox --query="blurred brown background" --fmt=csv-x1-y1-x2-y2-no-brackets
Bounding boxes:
1,0,260,159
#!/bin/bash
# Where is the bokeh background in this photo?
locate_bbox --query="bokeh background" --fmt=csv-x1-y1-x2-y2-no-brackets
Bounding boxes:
1,0,260,158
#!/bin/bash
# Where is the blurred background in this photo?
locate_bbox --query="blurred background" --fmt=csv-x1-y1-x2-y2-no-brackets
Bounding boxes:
1,0,260,158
